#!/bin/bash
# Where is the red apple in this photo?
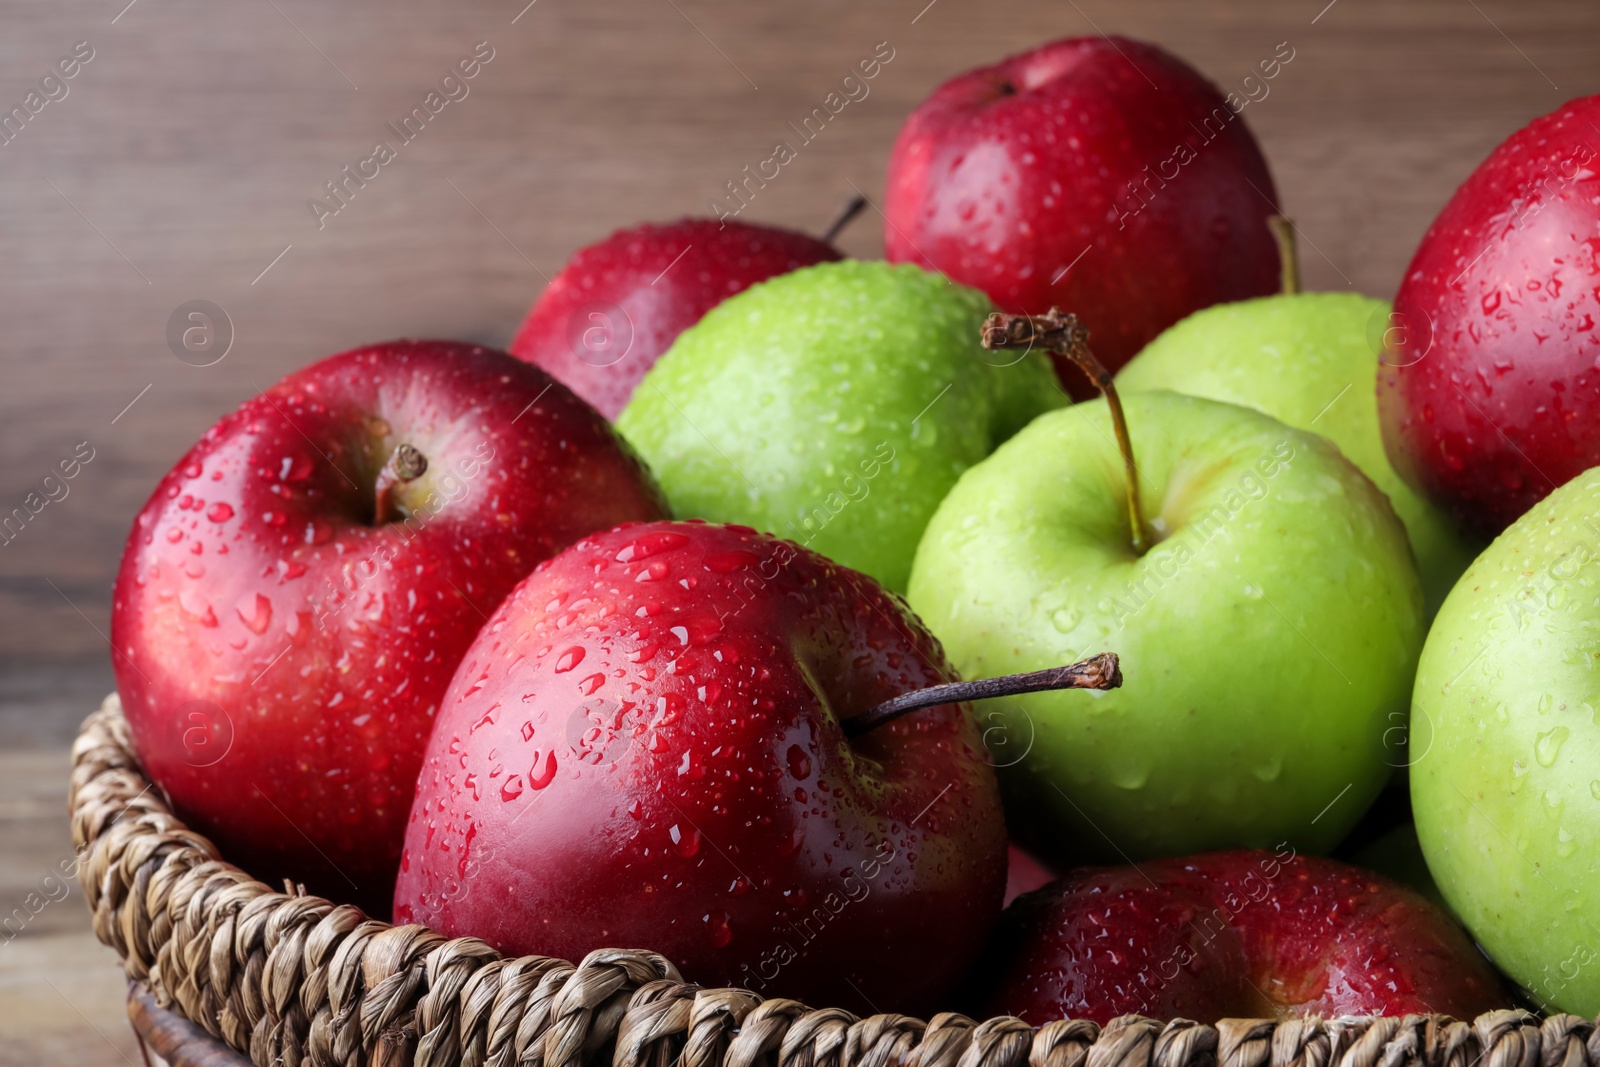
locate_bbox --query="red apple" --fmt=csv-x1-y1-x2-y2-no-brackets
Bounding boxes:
393,519,1007,1016
972,850,1505,1024
883,36,1282,390
1377,96,1600,535
110,340,667,915
510,220,841,419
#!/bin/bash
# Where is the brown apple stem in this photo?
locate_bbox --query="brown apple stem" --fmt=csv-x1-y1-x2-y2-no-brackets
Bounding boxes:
372,443,428,525
843,653,1121,737
821,194,868,244
1269,215,1300,295
982,310,1149,554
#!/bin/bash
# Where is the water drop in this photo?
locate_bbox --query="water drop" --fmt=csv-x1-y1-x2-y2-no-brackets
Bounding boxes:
635,561,670,583
669,823,702,857
708,912,733,947
206,502,234,523
1110,765,1149,790
236,592,272,635
1536,725,1571,767
1051,607,1080,633
529,749,558,789
615,530,689,563
554,646,586,673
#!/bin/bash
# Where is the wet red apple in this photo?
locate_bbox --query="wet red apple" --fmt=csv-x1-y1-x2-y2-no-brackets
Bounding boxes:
510,220,840,419
973,850,1504,1023
110,340,666,915
393,520,1009,1015
884,36,1282,390
1377,95,1600,535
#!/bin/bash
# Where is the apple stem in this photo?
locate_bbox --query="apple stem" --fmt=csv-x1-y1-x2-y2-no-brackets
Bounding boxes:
982,310,1149,555
821,195,868,244
1269,215,1300,295
842,653,1121,737
372,443,428,525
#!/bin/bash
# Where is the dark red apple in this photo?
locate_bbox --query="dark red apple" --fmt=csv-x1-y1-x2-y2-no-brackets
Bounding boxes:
393,520,1007,1016
510,220,841,419
883,36,1282,389
110,340,667,915
973,850,1505,1024
1377,96,1600,535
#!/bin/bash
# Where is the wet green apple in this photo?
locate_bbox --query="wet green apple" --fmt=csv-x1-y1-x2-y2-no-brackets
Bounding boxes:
1411,466,1600,1015
908,390,1425,862
1117,293,1480,616
616,261,1065,593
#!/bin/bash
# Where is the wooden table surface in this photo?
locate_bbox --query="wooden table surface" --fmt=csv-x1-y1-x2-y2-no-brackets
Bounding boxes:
2,0,1596,1061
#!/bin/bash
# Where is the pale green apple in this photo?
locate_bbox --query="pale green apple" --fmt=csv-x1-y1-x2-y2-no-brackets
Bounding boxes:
1117,293,1481,616
908,391,1425,862
616,261,1065,592
1411,466,1600,1014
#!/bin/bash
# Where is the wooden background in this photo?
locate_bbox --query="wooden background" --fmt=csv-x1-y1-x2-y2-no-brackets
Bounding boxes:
1,0,1596,1061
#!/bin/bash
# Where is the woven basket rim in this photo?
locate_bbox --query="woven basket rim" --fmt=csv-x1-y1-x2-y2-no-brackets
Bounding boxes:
71,693,1586,1067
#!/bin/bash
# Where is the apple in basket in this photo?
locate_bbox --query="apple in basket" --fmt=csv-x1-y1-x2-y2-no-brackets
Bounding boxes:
969,850,1505,1024
109,340,666,915
392,519,1120,1016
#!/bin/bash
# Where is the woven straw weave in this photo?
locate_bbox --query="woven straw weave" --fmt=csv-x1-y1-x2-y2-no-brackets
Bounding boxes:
69,695,1595,1067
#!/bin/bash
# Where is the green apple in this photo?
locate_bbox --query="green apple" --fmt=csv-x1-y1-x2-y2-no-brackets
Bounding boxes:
907,390,1425,861
1117,293,1481,617
616,261,1065,592
1411,466,1600,1014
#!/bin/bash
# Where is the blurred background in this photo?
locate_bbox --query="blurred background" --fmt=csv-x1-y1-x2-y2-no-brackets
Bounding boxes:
0,0,1594,1060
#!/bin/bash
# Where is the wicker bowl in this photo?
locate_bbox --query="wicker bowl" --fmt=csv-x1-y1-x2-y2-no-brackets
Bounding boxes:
72,694,1593,1067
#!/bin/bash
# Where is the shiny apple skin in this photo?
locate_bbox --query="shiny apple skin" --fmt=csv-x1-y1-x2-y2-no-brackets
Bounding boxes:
110,340,667,915
1378,95,1600,536
973,850,1505,1024
510,220,840,419
884,36,1281,385
394,520,1007,1016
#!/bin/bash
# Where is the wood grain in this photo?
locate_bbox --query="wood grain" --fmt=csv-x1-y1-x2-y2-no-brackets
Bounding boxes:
1,0,1597,665
0,1,1595,1058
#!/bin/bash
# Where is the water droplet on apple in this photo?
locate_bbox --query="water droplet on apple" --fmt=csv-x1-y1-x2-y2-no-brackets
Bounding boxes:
786,744,813,781
1536,725,1570,767
206,502,234,523
236,592,272,635
529,749,558,789
1050,607,1080,633
708,911,732,947
669,822,701,857
500,775,524,801
1544,788,1564,817
615,530,689,563
1110,765,1148,790
554,646,586,673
